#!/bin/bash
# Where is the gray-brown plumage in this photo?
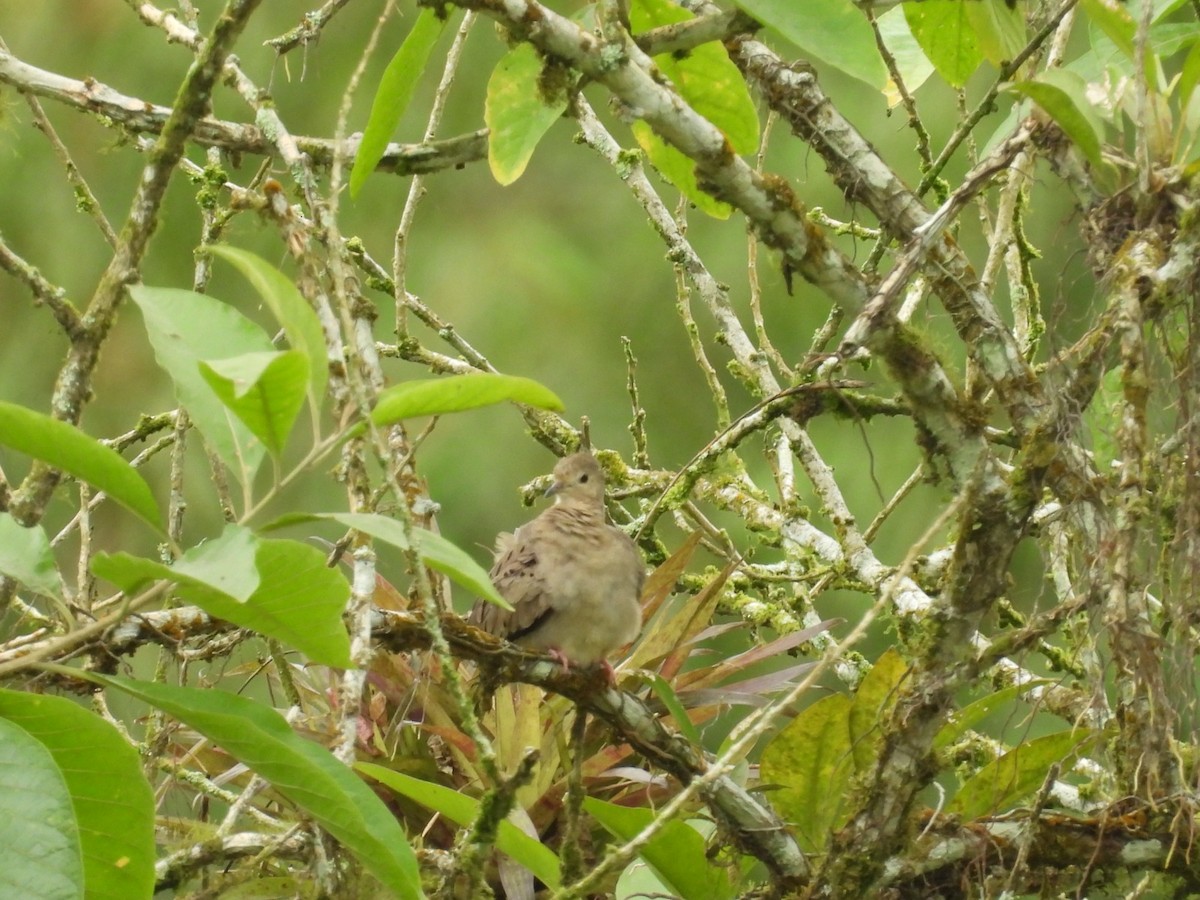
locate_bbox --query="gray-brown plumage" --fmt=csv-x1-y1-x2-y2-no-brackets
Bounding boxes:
469,452,644,672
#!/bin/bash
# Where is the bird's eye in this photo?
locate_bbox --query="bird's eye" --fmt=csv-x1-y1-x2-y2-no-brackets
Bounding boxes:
579,474,589,483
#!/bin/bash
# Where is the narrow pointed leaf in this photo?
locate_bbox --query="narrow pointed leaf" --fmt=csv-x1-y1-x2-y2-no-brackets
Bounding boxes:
265,511,507,608
87,677,423,899
0,690,156,900
0,401,160,530
1005,71,1106,172
358,764,561,889
584,798,736,900
368,373,564,427
350,8,446,196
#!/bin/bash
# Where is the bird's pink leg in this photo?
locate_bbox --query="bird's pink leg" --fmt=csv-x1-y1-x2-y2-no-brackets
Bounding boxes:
598,659,618,685
547,648,572,671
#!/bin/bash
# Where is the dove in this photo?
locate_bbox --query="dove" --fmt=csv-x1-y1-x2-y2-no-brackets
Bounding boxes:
469,452,644,678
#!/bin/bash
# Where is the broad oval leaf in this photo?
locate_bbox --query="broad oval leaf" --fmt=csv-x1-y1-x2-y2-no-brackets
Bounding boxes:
357,764,561,889
88,676,424,899
631,0,759,218
847,647,907,774
349,8,447,197
92,525,353,668
948,728,1096,820
733,0,887,90
0,513,63,600
0,716,81,900
905,0,984,88
369,373,564,425
130,285,271,485
265,511,508,608
0,401,160,530
201,350,309,457
209,245,329,402
0,689,156,900
759,692,854,853
486,43,568,185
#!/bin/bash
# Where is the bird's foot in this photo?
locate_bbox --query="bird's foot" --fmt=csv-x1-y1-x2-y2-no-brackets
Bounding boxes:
547,648,572,672
598,659,618,686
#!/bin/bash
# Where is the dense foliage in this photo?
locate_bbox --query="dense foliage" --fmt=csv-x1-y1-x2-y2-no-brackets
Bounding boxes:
2,0,1200,896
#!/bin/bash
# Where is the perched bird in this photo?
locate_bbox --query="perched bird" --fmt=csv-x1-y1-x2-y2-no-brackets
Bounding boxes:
469,452,644,677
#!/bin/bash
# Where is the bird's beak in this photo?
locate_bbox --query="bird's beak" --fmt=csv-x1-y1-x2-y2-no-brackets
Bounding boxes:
544,478,563,498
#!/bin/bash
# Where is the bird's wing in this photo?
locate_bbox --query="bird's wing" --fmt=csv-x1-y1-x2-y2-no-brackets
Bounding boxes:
469,524,556,640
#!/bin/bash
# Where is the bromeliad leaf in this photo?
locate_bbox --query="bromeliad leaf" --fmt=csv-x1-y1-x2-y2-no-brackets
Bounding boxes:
358,764,561,889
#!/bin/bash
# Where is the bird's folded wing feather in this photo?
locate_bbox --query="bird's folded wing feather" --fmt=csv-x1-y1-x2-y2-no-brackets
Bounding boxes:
469,526,556,640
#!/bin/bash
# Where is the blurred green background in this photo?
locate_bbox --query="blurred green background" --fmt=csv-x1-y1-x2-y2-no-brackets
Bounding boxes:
0,1,1090,676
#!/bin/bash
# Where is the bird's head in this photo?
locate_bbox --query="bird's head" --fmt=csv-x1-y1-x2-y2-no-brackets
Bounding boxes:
545,452,606,507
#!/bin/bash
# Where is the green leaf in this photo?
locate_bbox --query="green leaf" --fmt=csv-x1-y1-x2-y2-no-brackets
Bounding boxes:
0,513,63,599
357,764,561,889
632,122,731,218
264,511,508,608
92,526,353,668
759,692,854,853
0,689,156,900
209,246,329,403
129,285,271,485
0,716,81,900
1005,70,1106,172
877,7,935,106
368,373,564,426
201,350,309,457
964,0,1026,68
630,0,759,217
631,0,759,155
486,43,568,185
648,673,700,745
733,0,887,89
88,677,424,899
349,8,447,197
583,798,736,900
905,0,983,88
948,728,1095,820
933,682,1050,751
847,648,907,773
0,401,160,530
